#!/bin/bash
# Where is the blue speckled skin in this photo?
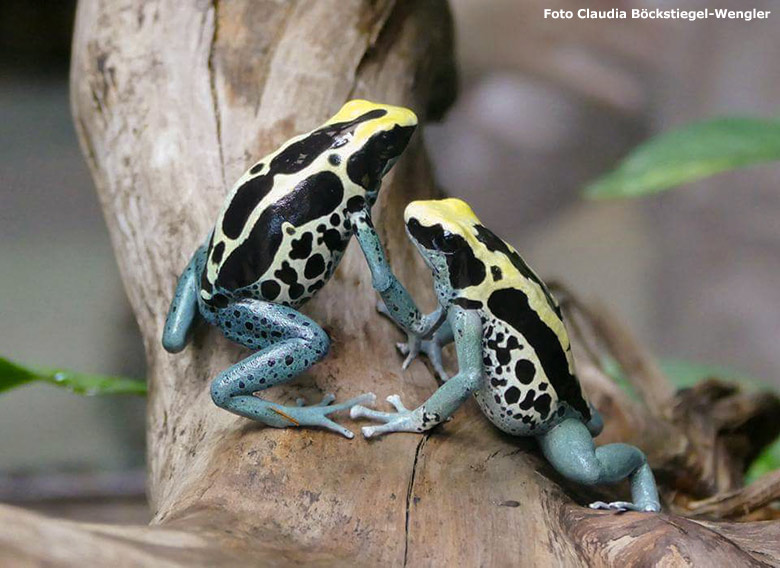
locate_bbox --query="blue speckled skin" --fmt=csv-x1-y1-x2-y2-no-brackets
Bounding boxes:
352,198,660,512
164,240,373,436
162,101,424,438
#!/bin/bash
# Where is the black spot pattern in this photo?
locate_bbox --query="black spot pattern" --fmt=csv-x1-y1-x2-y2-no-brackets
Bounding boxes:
514,359,536,384
491,265,503,281
487,287,590,421
211,242,225,264
474,224,561,318
289,233,313,260
346,195,366,213
533,394,552,419
486,332,520,367
260,280,281,301
505,386,520,404
304,254,325,279
216,171,344,291
518,390,536,410
316,223,344,251
274,261,297,285
289,283,304,300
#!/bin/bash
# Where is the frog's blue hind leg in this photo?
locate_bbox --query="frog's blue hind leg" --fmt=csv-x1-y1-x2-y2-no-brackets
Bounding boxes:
209,299,374,438
537,418,660,512
162,244,208,353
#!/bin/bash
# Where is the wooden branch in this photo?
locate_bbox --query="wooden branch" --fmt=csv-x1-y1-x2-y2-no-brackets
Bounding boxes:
557,285,780,517
2,0,778,565
688,471,780,520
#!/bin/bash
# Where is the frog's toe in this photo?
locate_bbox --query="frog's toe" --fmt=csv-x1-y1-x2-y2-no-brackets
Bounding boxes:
386,394,408,412
361,422,397,438
589,501,626,511
350,405,396,422
320,417,355,439
316,393,337,406
589,500,650,512
362,425,379,439
336,392,375,411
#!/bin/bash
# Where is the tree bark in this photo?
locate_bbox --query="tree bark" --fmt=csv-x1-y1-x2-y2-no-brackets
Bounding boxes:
1,1,778,566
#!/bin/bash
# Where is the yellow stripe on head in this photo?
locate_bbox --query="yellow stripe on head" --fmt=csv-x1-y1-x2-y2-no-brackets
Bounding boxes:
327,99,418,143
404,198,482,241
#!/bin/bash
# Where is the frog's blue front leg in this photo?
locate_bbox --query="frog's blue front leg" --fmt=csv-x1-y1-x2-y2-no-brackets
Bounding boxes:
162,243,208,353
537,418,660,512
209,299,374,438
349,204,427,332
351,307,483,437
350,204,449,376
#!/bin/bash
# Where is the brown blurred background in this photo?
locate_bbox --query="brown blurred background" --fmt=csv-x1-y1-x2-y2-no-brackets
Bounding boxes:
1,0,778,523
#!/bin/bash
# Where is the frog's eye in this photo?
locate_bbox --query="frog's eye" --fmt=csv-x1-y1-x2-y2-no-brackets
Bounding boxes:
431,233,449,250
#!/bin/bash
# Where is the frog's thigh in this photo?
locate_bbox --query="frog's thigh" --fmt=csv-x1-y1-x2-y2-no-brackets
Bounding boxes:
537,418,659,510
209,300,329,425
537,418,646,485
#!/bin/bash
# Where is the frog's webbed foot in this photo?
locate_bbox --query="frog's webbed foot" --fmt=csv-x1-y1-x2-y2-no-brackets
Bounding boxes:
351,395,427,438
377,301,450,382
280,392,376,439
589,500,660,513
396,337,449,381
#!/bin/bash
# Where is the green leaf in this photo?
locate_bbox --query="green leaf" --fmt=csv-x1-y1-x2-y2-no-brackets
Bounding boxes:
659,358,771,392
745,440,780,484
0,356,146,396
598,356,771,400
0,357,38,393
585,117,780,198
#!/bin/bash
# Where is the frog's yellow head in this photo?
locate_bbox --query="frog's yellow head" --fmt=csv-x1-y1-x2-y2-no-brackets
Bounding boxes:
324,100,417,196
404,198,488,289
404,198,482,250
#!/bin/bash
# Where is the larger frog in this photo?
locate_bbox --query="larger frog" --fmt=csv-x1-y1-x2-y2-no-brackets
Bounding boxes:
351,198,660,512
162,100,419,438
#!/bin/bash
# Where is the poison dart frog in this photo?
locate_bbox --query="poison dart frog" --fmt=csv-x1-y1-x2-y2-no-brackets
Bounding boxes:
351,198,660,511
162,100,419,438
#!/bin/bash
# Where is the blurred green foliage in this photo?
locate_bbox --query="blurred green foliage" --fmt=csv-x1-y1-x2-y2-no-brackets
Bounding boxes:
585,117,780,198
0,356,146,396
604,356,779,483
586,115,780,480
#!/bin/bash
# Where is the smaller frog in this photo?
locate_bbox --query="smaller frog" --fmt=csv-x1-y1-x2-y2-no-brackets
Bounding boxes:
352,198,660,512
162,100,421,438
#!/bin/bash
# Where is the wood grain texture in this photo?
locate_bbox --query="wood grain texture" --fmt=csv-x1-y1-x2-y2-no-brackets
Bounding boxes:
1,0,777,565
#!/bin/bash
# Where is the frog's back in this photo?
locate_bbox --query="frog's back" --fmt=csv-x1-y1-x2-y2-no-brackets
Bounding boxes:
456,224,592,435
198,112,384,310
